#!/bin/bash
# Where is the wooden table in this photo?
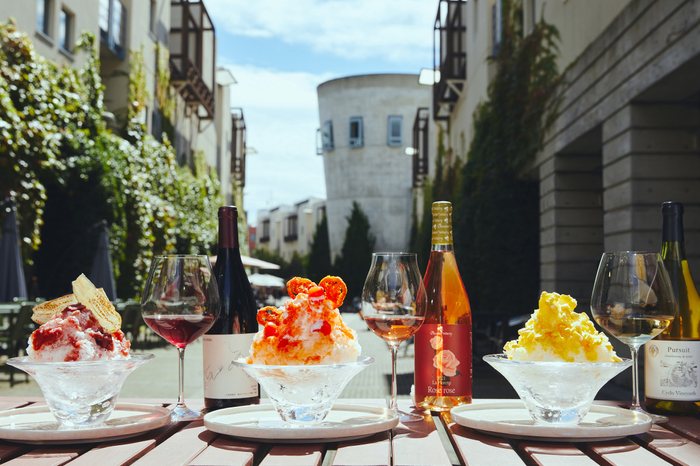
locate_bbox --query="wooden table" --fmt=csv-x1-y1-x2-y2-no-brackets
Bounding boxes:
0,397,699,465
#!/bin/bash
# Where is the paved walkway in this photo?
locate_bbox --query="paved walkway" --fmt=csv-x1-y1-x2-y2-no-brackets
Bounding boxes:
0,313,630,403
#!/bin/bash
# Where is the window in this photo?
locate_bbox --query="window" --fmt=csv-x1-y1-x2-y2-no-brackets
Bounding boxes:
260,220,270,243
387,115,403,146
149,0,157,35
321,120,334,151
36,0,51,36
349,117,363,148
284,215,298,242
492,0,502,56
100,0,127,59
530,0,536,31
59,8,73,52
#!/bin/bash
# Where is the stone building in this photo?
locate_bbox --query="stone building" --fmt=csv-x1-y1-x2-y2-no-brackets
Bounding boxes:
256,198,326,262
422,0,700,308
1,0,249,205
317,74,431,260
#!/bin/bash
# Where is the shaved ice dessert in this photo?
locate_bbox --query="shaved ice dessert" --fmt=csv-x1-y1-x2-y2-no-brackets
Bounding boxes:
6,275,150,428
26,274,130,362
27,303,130,362
504,291,620,363
245,276,361,365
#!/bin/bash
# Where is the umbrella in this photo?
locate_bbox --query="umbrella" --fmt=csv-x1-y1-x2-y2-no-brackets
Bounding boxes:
248,273,286,288
210,255,281,270
89,220,117,301
0,200,27,301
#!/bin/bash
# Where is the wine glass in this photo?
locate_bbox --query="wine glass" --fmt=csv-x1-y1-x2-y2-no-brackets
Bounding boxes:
591,252,677,423
141,255,220,421
362,253,427,421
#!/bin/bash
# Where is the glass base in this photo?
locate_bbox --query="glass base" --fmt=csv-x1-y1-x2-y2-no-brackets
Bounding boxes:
397,409,425,423
171,403,203,422
631,406,668,424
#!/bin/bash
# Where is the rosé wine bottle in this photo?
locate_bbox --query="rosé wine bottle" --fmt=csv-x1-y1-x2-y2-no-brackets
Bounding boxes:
414,201,472,411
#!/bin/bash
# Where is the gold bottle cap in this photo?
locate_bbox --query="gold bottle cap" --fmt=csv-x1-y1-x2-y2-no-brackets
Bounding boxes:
431,201,453,245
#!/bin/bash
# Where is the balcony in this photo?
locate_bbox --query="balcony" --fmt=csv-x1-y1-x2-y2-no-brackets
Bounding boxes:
170,0,216,120
412,107,429,188
433,0,467,121
231,108,247,187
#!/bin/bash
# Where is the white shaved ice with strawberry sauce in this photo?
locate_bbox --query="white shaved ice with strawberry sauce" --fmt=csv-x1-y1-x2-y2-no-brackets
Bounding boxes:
27,304,130,362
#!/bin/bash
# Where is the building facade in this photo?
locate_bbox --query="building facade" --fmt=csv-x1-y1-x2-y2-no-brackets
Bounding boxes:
317,74,431,260
0,0,249,205
256,198,326,262
421,0,700,310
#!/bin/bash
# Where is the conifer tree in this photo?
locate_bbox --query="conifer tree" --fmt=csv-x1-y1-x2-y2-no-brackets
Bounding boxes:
307,214,332,283
335,202,375,301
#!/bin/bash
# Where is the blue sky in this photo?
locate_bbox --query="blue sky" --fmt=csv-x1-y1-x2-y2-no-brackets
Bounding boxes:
204,0,437,224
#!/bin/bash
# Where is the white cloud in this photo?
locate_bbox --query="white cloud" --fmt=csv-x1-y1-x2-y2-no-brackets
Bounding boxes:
223,64,331,224
206,0,435,64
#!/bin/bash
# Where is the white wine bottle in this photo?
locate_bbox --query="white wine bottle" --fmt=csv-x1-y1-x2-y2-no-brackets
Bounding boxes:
414,201,472,411
645,202,700,415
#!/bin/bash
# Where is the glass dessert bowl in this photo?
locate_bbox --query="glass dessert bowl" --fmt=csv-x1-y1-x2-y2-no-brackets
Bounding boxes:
7,353,154,428
233,355,373,424
484,354,633,425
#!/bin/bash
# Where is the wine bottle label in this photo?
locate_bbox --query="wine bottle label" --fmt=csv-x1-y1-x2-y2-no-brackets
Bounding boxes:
414,324,472,397
431,202,453,245
203,334,258,399
645,340,700,401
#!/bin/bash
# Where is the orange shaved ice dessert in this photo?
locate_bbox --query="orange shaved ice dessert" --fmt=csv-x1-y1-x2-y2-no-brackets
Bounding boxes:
245,276,361,365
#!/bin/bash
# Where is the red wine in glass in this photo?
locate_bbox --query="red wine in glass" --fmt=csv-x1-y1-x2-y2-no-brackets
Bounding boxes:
143,315,216,349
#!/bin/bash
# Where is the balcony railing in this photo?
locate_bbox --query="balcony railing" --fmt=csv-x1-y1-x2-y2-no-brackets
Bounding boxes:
412,107,429,188
283,233,298,243
433,0,467,121
170,0,216,120
231,108,247,187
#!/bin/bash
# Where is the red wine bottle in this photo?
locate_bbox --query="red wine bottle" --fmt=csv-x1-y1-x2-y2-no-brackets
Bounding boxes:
203,206,260,410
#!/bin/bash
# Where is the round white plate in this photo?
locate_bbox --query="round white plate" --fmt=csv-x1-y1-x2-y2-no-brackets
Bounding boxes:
204,403,398,443
451,401,652,442
0,403,171,444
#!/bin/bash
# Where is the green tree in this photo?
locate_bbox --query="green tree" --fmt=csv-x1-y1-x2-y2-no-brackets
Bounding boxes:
307,214,332,283
335,202,375,300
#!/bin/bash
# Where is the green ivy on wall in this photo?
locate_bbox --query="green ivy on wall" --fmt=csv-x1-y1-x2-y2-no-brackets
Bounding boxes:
0,20,221,299
410,0,562,314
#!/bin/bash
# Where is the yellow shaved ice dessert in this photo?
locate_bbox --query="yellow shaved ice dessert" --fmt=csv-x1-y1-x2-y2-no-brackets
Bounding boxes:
504,292,621,363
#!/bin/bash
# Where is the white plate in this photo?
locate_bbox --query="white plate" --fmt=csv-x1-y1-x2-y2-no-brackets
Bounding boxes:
0,403,171,444
451,401,652,442
204,403,398,443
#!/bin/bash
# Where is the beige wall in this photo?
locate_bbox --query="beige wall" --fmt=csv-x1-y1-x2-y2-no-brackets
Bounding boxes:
444,0,633,162
257,198,326,261
0,0,100,69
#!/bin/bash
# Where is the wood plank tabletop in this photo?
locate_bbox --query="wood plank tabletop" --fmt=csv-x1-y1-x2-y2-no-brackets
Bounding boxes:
0,398,699,465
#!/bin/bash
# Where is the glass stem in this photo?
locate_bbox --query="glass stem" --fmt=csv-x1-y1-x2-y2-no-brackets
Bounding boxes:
630,345,641,410
177,346,186,408
389,343,399,412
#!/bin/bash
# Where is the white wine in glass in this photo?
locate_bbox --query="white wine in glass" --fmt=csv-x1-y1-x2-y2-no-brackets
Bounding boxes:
591,251,677,423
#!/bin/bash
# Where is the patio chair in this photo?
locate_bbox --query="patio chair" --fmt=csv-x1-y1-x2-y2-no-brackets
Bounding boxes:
0,305,34,386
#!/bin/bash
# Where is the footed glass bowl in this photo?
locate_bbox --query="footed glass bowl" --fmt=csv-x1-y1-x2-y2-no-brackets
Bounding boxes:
7,353,153,428
233,356,373,424
483,354,632,425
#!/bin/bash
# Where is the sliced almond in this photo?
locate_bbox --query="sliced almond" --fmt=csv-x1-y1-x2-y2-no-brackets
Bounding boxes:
72,274,121,333
32,294,79,324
